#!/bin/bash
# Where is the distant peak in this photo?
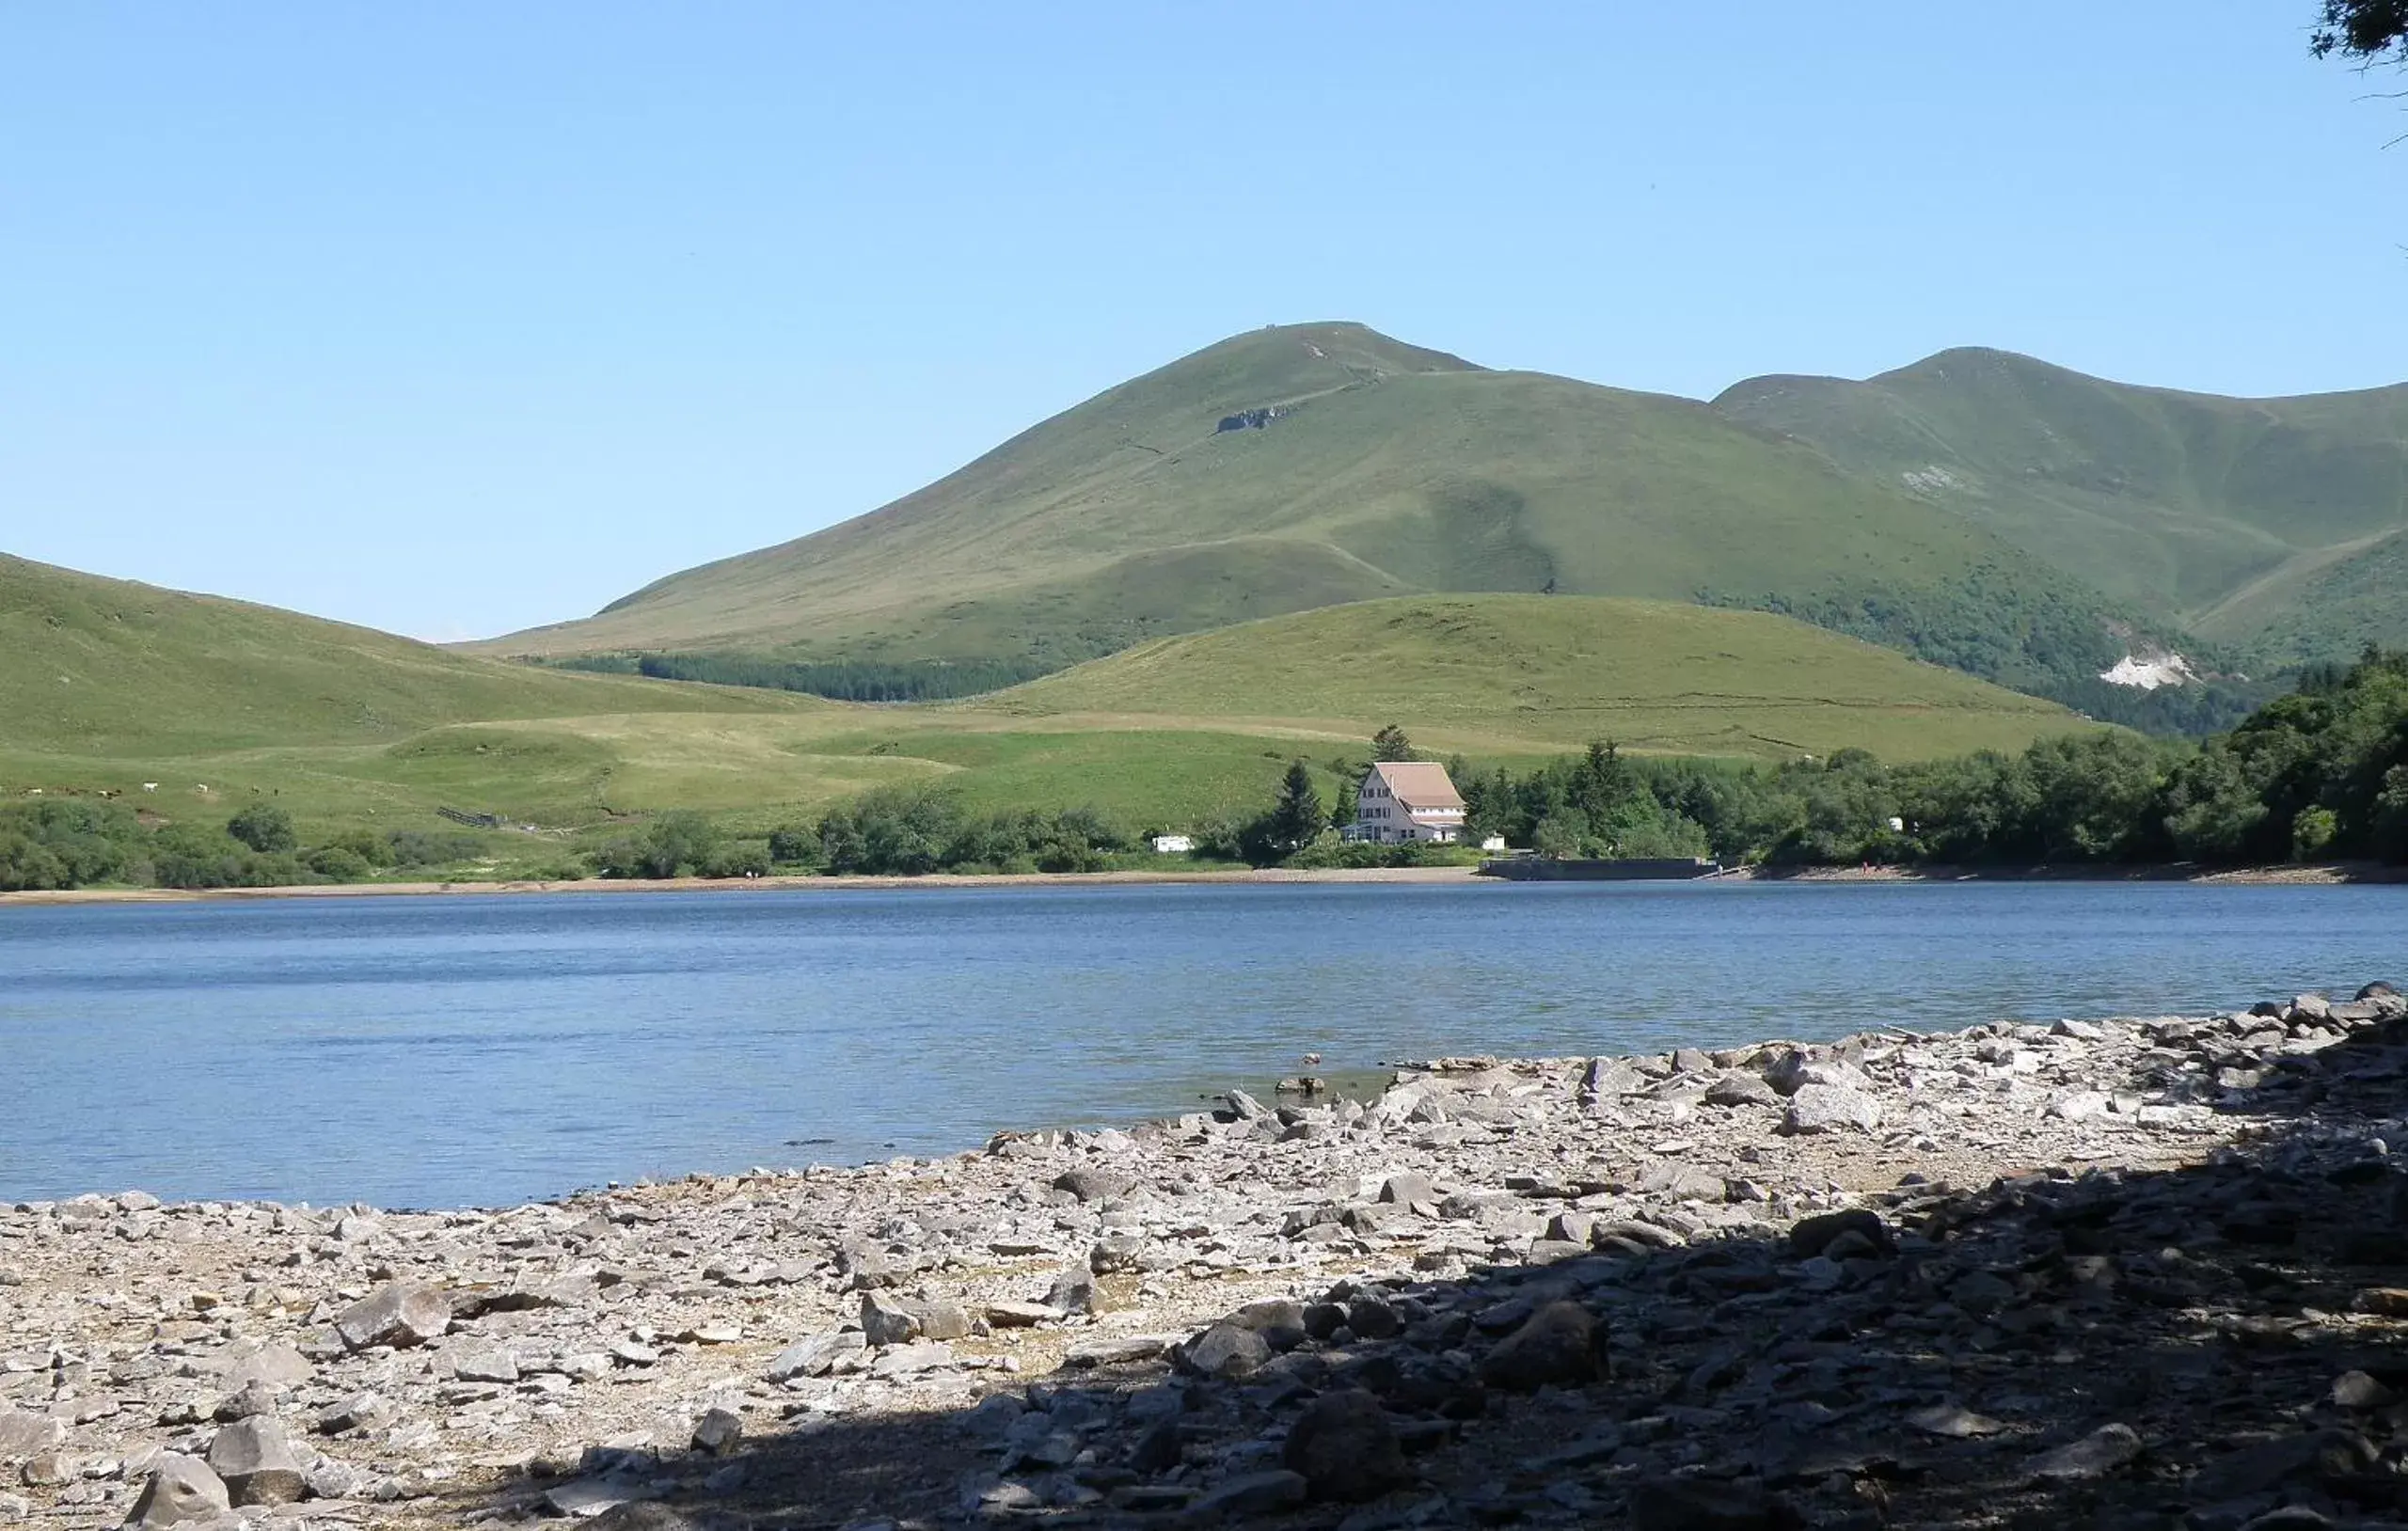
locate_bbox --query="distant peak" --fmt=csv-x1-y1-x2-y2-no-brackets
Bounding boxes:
1198,321,1483,375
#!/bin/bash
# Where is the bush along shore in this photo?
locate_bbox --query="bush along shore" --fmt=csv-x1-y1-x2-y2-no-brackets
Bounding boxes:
8,986,2408,1528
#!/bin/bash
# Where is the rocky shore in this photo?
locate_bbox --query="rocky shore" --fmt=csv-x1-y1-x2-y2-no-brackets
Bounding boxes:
7,984,2408,1531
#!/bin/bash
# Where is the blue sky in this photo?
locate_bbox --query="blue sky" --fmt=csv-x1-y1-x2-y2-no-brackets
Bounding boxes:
4,3,2401,640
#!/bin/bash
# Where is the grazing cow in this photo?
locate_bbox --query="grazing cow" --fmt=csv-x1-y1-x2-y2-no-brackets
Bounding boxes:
142,782,159,792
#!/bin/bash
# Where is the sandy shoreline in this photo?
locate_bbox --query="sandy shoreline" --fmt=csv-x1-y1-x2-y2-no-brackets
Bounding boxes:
3,859,2399,907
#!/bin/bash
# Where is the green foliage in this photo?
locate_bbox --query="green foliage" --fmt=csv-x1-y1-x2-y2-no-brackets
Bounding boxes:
1461,649,2408,868
1265,762,1325,856
385,829,483,868
306,845,372,880
1371,724,1414,762
593,811,725,879
558,651,1051,702
1703,571,2268,737
225,802,297,853
2313,0,2408,59
766,825,822,867
810,786,1132,876
1284,839,1477,870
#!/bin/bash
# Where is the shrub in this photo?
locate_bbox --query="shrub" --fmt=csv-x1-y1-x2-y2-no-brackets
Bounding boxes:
386,829,483,867
226,803,297,853
703,843,771,878
766,825,821,866
306,845,372,880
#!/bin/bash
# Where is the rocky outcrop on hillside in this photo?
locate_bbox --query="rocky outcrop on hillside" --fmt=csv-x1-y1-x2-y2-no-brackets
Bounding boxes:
5,984,2408,1529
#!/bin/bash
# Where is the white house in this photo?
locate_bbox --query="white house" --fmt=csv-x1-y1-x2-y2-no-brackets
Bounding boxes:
1346,761,1466,844
1149,833,1195,855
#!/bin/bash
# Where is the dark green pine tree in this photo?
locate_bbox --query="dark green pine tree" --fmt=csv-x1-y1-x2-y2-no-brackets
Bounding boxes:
1371,723,1414,762
1269,760,1325,852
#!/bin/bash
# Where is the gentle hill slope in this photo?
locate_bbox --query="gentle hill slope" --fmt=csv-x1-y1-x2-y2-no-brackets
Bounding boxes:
3,562,2089,874
0,553,810,756
991,595,2091,762
1714,348,2408,665
481,324,2142,696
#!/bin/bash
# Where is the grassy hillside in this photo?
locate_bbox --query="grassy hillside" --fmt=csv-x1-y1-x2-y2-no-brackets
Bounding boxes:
993,595,2089,763
4,568,2091,882
479,324,2147,698
0,553,811,756
1715,348,2408,666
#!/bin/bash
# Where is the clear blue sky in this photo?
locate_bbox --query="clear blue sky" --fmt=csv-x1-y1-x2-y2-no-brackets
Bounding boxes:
4,3,2401,640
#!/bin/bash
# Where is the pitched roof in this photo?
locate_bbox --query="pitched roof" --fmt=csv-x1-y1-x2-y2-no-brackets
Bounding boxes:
1369,760,1465,812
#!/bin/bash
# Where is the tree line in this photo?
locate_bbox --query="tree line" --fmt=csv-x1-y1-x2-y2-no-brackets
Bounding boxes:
547,652,1050,702
1450,647,2408,868
0,799,487,893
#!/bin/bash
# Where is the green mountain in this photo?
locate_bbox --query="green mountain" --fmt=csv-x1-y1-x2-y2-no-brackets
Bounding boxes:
0,553,807,757
1714,348,2408,667
482,324,2156,707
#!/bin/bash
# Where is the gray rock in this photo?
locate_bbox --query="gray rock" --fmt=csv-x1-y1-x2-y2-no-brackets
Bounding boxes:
1379,1173,1438,1206
313,1391,390,1435
1053,1166,1133,1204
1786,1208,1893,1259
868,1342,954,1379
332,1281,449,1350
304,1456,359,1500
2029,1422,2143,1481
1229,1298,1307,1349
2046,1089,2111,1121
1705,1073,1780,1108
205,1416,307,1507
1188,1469,1307,1519
449,1344,518,1383
2334,1370,2396,1409
210,1379,282,1421
1281,1389,1408,1502
587,1507,697,1531
766,1332,863,1381
0,1491,29,1522
985,1301,1059,1329
1061,1334,1174,1368
1628,1477,1802,1531
860,1292,968,1347
545,1477,651,1518
1782,1082,1884,1135
690,1406,742,1455
214,1341,311,1392
1044,1267,1098,1315
1348,1295,1404,1339
1905,1402,2007,1438
1477,1301,1606,1391
1089,1234,1146,1274
0,1412,62,1460
126,1456,230,1528
861,1292,923,1347
1179,1323,1271,1380
17,1453,66,1488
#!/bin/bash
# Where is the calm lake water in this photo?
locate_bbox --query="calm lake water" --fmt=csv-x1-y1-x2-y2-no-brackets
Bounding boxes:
1,881,2400,1208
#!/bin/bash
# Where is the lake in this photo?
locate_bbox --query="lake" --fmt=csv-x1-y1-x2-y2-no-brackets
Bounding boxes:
1,880,2400,1208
